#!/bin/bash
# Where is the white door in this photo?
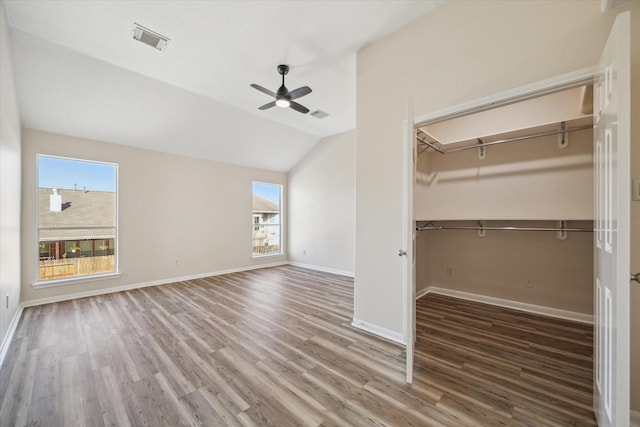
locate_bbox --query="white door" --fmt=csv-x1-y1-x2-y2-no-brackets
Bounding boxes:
402,96,416,383
593,11,631,427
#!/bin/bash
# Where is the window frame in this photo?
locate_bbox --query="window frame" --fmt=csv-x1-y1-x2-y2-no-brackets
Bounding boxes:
34,154,120,287
251,181,284,258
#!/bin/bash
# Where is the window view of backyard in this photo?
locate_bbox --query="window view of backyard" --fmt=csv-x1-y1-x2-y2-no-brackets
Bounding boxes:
252,182,282,256
38,155,117,281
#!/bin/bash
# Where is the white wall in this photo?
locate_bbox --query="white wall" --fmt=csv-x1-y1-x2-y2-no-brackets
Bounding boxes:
355,0,639,411
0,1,22,358
21,129,287,304
288,130,355,276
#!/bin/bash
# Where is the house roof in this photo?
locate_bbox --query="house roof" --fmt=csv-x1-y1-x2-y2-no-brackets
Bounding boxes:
39,188,115,241
253,194,279,214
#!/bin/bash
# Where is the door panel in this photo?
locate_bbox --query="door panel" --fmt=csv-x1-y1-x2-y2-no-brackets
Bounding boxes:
593,11,631,427
403,96,415,383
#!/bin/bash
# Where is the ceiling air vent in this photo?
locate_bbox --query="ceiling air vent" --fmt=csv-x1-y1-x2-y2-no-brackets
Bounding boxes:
132,23,170,51
310,110,329,119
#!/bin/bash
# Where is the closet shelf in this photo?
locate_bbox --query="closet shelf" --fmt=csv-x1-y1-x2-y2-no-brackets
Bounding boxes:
417,120,592,156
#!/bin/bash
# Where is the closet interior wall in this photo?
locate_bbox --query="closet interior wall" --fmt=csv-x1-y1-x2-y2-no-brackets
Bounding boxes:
415,123,595,316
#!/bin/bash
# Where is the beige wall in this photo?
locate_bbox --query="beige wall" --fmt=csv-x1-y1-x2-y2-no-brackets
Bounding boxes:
288,130,355,276
629,0,640,414
355,0,639,411
416,220,594,315
21,129,287,303
416,128,593,220
0,1,22,351
415,102,595,315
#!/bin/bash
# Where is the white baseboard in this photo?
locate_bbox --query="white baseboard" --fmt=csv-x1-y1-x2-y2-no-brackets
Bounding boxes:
424,286,593,324
0,304,24,368
351,318,405,345
631,409,640,427
288,261,354,278
415,287,430,300
22,261,288,308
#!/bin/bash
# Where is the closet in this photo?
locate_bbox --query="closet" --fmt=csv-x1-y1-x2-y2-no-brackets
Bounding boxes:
414,85,595,317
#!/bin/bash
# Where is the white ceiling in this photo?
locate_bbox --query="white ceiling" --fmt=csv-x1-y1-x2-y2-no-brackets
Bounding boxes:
4,0,442,171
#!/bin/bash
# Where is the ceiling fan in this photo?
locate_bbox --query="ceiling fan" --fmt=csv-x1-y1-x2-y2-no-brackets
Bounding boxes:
251,65,312,114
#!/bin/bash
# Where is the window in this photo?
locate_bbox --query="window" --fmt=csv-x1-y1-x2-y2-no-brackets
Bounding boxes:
252,182,282,256
37,155,118,283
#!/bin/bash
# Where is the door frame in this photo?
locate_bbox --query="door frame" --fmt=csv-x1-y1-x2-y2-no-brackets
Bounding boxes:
404,65,601,381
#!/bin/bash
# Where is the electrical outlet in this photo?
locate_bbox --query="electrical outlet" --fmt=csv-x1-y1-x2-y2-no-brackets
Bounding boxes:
526,280,534,288
302,249,307,255
446,268,453,277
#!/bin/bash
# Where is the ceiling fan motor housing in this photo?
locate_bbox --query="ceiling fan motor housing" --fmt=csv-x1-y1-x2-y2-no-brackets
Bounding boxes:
277,64,289,75
276,86,290,100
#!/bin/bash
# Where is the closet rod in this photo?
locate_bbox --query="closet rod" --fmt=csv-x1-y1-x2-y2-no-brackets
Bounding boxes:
416,225,593,232
444,124,593,153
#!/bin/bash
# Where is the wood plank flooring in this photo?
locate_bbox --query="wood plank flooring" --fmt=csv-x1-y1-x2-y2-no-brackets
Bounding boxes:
0,266,595,426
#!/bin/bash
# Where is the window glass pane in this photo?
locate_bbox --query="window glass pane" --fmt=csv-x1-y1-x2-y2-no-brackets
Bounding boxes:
252,182,282,256
252,224,281,255
39,242,51,260
38,156,117,281
80,240,93,257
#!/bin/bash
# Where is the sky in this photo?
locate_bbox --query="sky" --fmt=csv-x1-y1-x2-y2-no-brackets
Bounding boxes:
38,155,116,192
253,181,280,205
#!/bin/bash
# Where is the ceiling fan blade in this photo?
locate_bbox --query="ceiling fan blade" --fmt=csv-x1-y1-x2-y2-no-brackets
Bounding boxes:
288,86,312,100
259,101,277,110
251,84,276,98
289,101,310,114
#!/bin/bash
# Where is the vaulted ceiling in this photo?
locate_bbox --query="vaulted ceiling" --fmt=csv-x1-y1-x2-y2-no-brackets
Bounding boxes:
4,1,443,171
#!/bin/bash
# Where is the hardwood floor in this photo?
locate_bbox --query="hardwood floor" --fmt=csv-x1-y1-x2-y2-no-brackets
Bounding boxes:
0,266,595,426
415,293,595,426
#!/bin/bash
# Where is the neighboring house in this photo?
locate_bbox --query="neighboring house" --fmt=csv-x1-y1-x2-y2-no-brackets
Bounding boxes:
38,187,116,280
38,187,115,261
252,194,280,251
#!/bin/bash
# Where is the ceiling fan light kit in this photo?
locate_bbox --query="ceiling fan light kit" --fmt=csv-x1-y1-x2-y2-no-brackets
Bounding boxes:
251,64,312,114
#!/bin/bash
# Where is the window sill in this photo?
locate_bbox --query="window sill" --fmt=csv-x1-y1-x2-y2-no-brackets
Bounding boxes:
252,253,285,259
33,272,121,289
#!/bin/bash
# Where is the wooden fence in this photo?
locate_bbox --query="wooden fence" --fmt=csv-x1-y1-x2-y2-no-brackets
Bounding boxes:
39,255,115,280
252,245,281,255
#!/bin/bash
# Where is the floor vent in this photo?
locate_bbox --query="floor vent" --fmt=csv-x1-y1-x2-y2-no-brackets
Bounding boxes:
310,110,330,119
132,23,170,51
